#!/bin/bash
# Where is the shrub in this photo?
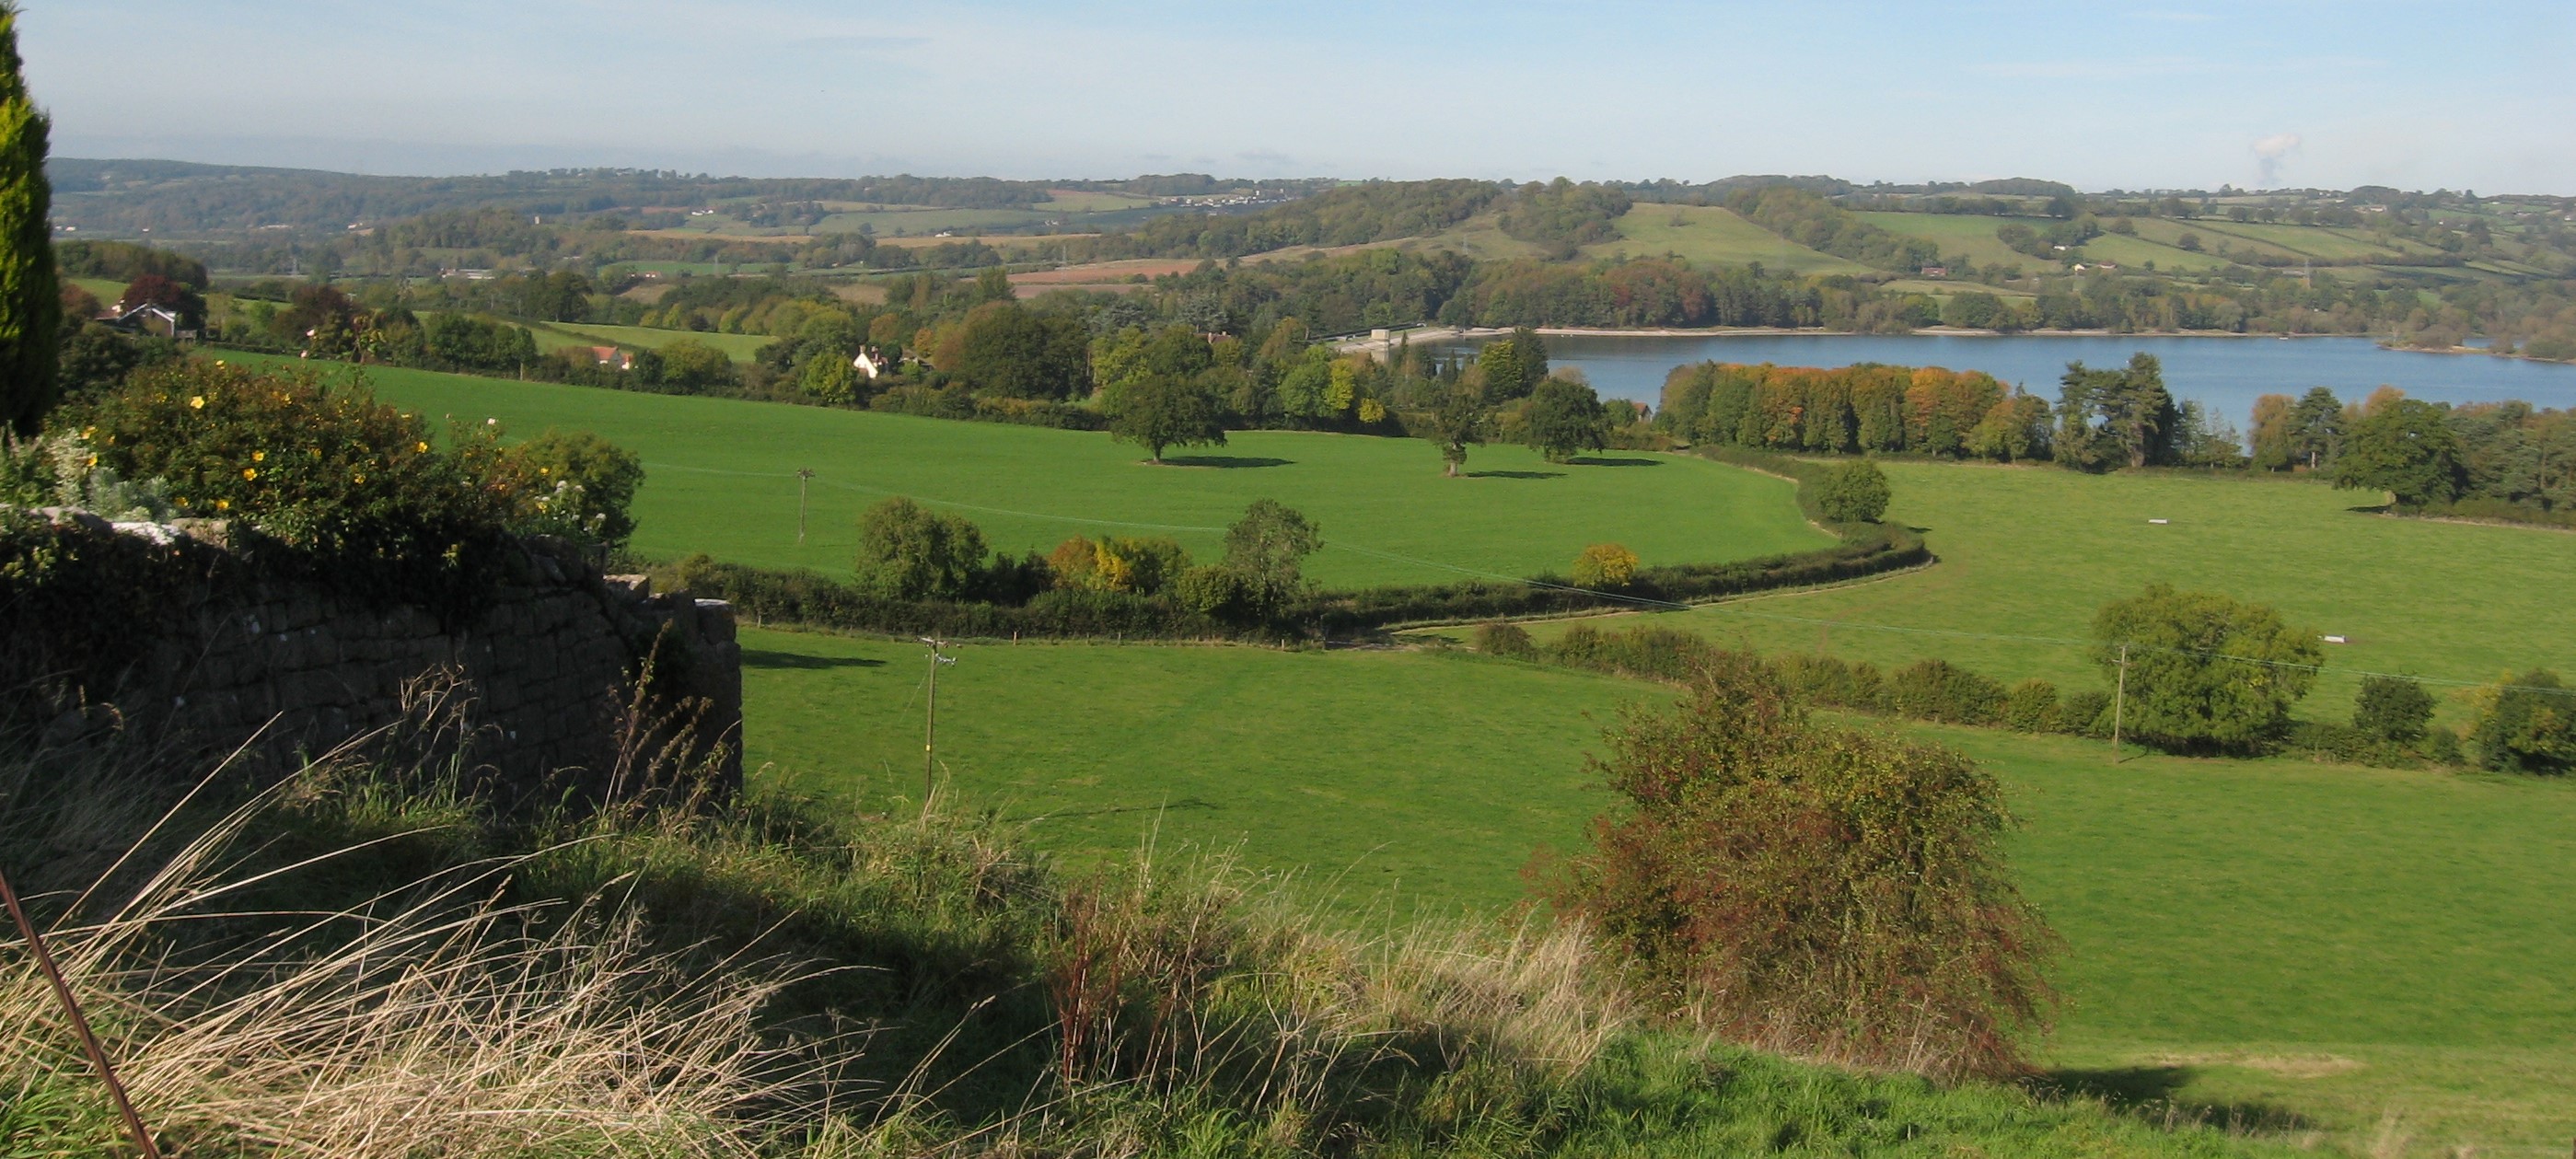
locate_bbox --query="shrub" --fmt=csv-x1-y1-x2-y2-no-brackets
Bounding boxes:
1885,658,2008,725
2286,720,2410,768
1049,534,1191,597
2002,679,2061,733
67,360,520,613
1172,564,1251,620
2423,725,2465,766
1847,660,1886,710
1223,499,1322,612
2352,674,2435,743
1774,653,1856,705
1815,459,1892,524
2466,669,2576,774
2060,690,2113,737
496,428,644,550
853,496,986,601
2092,584,2321,752
1569,542,1640,589
1545,624,1714,682
1553,657,2059,1079
1473,620,1537,659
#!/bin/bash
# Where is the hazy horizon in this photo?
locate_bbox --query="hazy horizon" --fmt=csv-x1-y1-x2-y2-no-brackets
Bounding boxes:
24,1,2576,194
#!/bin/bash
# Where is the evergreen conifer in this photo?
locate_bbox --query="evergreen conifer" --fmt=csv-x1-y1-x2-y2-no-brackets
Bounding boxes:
0,3,56,435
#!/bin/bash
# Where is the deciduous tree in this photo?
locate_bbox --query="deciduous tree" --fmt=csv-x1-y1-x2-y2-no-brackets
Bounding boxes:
853,496,986,601
1815,459,1891,523
2330,397,2466,505
1550,655,2059,1079
1221,498,1320,610
2092,584,2321,752
1522,375,1606,463
1426,379,1485,476
1108,372,1226,464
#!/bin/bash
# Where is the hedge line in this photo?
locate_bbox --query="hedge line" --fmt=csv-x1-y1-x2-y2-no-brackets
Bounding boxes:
665,461,1929,643
667,555,1234,642
1296,524,1926,635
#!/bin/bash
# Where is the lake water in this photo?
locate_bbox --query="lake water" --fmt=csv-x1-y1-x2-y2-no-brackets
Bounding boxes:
1435,333,2576,427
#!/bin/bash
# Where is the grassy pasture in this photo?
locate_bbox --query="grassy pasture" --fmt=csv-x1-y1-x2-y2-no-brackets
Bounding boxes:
1520,462,2576,724
738,626,2576,1154
809,206,1054,236
1880,277,2036,299
1853,211,2041,271
263,358,1830,587
536,321,771,362
2121,218,2310,263
68,274,127,305
2174,220,2433,261
1036,189,1158,213
1401,215,1560,262
2080,232,2235,272
1592,204,1873,274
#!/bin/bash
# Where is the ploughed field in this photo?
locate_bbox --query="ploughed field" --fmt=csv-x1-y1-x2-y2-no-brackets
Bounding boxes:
322,357,1833,589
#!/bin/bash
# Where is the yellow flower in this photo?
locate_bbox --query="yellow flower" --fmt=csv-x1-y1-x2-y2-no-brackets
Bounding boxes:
242,468,258,481
252,450,266,462
189,396,206,410
215,499,230,511
538,467,550,475
352,474,366,484
415,441,430,453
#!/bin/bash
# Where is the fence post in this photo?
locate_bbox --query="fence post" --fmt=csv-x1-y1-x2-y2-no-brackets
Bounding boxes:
0,867,163,1158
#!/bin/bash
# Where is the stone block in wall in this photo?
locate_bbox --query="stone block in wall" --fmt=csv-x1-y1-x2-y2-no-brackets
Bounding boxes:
11,517,746,810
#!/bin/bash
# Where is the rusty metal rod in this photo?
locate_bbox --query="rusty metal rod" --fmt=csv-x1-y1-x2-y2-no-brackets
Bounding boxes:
0,866,162,1158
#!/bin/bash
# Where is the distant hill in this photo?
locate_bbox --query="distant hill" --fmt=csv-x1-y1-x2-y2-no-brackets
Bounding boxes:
44,158,1332,236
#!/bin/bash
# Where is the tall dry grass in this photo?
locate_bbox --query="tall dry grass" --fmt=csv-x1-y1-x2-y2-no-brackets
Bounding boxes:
0,741,837,1155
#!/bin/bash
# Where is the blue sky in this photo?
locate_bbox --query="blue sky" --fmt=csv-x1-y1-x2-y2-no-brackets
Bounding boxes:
22,1,2575,192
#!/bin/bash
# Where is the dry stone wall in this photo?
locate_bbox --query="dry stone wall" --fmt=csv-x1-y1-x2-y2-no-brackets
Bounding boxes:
27,510,741,798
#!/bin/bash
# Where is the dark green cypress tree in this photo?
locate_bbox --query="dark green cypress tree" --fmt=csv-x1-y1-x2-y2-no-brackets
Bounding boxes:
0,3,55,435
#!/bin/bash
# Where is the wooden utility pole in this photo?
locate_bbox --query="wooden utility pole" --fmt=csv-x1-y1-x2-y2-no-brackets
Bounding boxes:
795,469,815,544
1,868,162,1158
2111,643,2130,756
921,637,956,803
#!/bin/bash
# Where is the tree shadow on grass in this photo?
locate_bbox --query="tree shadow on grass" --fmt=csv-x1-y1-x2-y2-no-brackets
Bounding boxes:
742,649,886,670
1465,469,1567,480
1566,456,1662,468
2035,1065,2320,1134
1154,455,1294,469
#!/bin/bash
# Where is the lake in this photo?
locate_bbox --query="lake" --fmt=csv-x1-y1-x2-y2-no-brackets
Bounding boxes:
1433,333,2576,428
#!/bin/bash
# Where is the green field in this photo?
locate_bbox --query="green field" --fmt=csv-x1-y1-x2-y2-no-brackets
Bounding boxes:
2169,219,2434,262
739,627,2576,1154
1035,190,1159,213
1855,211,2045,271
2080,231,2234,272
1593,204,1873,274
306,360,1831,586
69,274,128,307
536,321,772,362
810,206,1054,236
1520,462,2576,724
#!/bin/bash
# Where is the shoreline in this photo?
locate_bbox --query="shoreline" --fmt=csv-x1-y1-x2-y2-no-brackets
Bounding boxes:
1340,325,2383,355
